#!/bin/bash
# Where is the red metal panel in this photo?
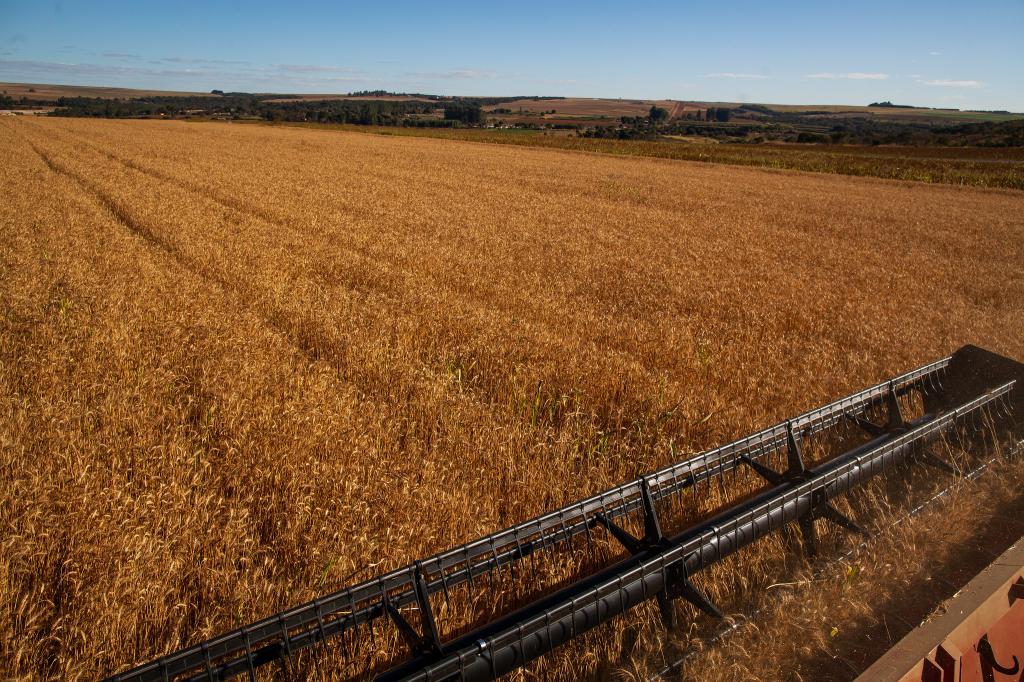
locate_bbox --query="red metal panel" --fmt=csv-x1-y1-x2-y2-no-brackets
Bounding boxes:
861,543,1024,682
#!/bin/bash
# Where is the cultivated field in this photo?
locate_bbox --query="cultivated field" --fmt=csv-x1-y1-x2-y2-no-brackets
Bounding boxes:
485,97,1022,123
761,102,1024,123
263,94,438,103
0,81,215,101
2,117,1024,680
310,124,1024,189
485,97,682,118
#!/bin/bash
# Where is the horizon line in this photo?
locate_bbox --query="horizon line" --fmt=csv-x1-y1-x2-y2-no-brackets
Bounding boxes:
2,79,1020,114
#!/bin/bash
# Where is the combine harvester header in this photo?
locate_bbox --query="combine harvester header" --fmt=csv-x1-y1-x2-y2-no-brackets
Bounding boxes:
107,346,1024,682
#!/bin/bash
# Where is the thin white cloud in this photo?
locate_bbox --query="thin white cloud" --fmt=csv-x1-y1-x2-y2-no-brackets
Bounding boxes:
161,56,250,66
929,51,941,56
0,58,382,89
407,69,500,80
274,64,359,74
806,72,889,80
442,69,498,79
296,75,374,83
704,72,770,79
920,79,983,87
0,58,204,79
532,78,580,86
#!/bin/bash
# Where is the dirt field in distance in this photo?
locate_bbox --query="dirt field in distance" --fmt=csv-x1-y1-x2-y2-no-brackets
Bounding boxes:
483,98,1020,123
262,94,439,103
486,96,683,118
0,81,216,101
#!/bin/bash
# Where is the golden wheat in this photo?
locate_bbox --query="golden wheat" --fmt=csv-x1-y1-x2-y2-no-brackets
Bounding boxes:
1,117,1023,681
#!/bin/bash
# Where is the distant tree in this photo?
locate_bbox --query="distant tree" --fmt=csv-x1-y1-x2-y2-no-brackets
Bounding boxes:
443,103,484,124
715,107,731,122
869,101,915,109
648,105,669,123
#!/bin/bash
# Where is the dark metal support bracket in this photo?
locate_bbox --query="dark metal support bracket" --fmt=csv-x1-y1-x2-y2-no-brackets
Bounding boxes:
594,479,722,626
592,513,644,554
916,450,960,475
785,421,809,476
842,382,958,474
885,381,906,430
740,429,868,558
846,381,908,437
845,413,886,437
383,563,441,657
739,454,784,485
815,503,867,536
664,565,723,623
592,478,662,553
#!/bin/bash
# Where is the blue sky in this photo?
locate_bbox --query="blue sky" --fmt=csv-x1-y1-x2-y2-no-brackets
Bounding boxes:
1,1,1021,110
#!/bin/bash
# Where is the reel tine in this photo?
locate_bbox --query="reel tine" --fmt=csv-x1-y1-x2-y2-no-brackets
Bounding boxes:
464,546,476,608
440,565,452,606
994,394,1007,421
369,589,381,647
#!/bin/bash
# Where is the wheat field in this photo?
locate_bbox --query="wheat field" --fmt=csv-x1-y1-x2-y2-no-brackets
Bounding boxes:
1,117,1023,680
